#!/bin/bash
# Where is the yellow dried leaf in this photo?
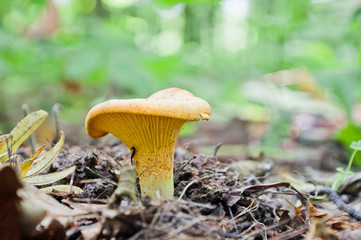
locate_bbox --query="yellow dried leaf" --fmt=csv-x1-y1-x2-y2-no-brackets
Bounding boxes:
39,185,83,195
20,160,34,178
24,165,76,186
0,134,13,145
20,146,46,178
0,110,48,162
24,132,64,178
29,145,45,161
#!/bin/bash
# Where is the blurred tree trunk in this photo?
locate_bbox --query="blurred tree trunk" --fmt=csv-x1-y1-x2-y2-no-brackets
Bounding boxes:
204,4,215,47
94,0,108,17
184,5,200,43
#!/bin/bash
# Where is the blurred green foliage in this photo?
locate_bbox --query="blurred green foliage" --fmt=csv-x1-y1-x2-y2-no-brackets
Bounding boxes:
1,0,361,145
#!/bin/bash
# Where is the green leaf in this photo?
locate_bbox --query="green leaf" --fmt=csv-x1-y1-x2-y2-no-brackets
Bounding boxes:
24,132,64,178
337,123,361,166
350,140,361,151
336,167,345,173
337,124,361,147
39,185,83,195
0,110,48,162
24,165,76,186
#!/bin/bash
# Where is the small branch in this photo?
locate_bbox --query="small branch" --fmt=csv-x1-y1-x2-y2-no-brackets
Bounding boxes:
174,156,196,180
228,205,238,233
210,142,222,160
6,137,14,164
52,103,62,144
68,170,75,193
178,174,218,201
84,166,117,186
22,104,36,154
316,187,361,221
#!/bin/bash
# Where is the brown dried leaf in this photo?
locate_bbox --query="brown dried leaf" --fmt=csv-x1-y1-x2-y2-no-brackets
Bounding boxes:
30,219,66,240
0,166,45,239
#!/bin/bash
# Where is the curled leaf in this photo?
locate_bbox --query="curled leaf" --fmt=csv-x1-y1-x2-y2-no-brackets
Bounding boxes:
24,132,64,179
20,146,46,178
0,110,48,162
29,145,46,161
0,133,13,145
20,160,34,179
24,165,76,186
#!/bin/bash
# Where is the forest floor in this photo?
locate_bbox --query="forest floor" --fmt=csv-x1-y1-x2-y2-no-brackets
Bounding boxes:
1,122,361,240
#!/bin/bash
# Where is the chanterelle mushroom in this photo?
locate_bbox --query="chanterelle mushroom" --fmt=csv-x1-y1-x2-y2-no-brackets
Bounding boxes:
85,88,211,199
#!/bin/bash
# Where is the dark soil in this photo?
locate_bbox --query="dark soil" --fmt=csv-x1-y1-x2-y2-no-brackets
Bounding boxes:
38,138,361,240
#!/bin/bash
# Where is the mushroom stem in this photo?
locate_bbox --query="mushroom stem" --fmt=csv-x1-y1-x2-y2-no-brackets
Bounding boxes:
134,145,176,198
108,114,185,198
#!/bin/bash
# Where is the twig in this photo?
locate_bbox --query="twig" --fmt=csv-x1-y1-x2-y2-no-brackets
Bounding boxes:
163,216,207,239
78,179,110,184
174,156,196,180
292,170,318,197
177,174,217,201
249,211,267,240
228,205,238,233
262,190,299,196
128,222,167,240
315,187,361,221
71,197,108,204
273,224,309,240
22,104,36,154
6,137,14,165
177,199,215,209
52,103,62,144
210,142,222,160
237,217,301,240
225,199,258,223
84,166,117,186
229,181,309,222
68,170,75,193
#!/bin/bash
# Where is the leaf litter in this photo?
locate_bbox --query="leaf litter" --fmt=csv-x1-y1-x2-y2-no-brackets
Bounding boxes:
1,114,361,239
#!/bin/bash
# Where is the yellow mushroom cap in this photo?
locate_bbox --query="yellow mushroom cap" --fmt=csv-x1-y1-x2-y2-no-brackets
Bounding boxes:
85,88,211,138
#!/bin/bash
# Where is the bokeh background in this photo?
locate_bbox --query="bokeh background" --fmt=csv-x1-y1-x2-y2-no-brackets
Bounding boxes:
1,0,361,163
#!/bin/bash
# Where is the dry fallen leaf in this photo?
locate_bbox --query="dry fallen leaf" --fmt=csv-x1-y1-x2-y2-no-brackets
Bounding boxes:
305,200,361,240
0,162,89,238
40,185,83,195
0,110,48,162
0,165,45,240
20,132,81,192
24,132,65,178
